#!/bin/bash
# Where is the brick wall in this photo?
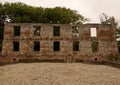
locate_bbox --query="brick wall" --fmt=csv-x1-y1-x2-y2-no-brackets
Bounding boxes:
0,23,118,63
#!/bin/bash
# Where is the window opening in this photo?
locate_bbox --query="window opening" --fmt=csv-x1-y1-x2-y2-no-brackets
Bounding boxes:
72,26,79,36
14,26,20,36
34,41,40,51
53,26,60,36
54,41,60,51
92,42,98,52
34,26,41,36
0,40,2,51
73,41,79,51
13,41,19,51
90,28,97,37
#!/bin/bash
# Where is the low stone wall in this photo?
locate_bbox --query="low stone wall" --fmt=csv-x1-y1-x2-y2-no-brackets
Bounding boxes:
19,58,65,63
0,59,120,68
77,60,120,68
104,61,120,68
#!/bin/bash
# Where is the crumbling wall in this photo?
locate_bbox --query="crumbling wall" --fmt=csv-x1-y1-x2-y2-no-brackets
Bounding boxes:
0,23,118,63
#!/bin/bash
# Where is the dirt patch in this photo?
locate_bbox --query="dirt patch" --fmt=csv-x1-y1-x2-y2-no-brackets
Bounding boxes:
0,63,120,85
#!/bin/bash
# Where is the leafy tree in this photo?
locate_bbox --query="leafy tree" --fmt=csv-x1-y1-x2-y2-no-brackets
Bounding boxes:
99,13,120,31
0,2,88,24
99,13,111,24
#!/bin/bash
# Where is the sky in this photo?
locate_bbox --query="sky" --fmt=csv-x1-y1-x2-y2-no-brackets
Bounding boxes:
0,0,120,23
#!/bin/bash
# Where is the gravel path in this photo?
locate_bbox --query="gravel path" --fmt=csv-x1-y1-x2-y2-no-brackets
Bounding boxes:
0,63,120,85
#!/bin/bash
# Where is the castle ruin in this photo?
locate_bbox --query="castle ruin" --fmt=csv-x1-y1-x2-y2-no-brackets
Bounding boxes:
0,19,118,63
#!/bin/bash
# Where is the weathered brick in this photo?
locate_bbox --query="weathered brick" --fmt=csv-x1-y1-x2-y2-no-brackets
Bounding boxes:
0,21,118,63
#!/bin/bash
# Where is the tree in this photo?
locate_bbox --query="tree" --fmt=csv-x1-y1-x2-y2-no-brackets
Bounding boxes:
99,13,120,31
99,13,111,24
0,2,89,24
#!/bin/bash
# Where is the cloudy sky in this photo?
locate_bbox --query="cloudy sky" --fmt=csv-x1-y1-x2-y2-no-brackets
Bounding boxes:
0,0,120,23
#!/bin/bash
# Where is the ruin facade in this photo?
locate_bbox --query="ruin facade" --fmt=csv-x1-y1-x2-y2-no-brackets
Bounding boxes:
0,20,118,63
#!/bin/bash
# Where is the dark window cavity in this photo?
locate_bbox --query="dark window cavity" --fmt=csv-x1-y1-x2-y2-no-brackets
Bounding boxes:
0,40,2,51
54,41,60,51
13,41,19,51
34,26,41,36
34,41,40,51
53,26,60,36
92,42,98,52
117,41,120,53
73,41,79,51
14,26,20,36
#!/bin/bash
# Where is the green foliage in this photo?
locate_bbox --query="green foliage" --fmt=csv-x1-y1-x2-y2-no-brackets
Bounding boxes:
0,2,88,24
72,26,79,36
100,13,111,24
92,42,98,53
108,54,120,62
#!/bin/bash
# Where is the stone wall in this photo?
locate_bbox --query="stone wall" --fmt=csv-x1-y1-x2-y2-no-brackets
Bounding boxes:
0,23,118,63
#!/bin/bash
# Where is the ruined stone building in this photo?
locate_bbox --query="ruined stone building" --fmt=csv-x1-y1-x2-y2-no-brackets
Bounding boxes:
0,19,118,63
